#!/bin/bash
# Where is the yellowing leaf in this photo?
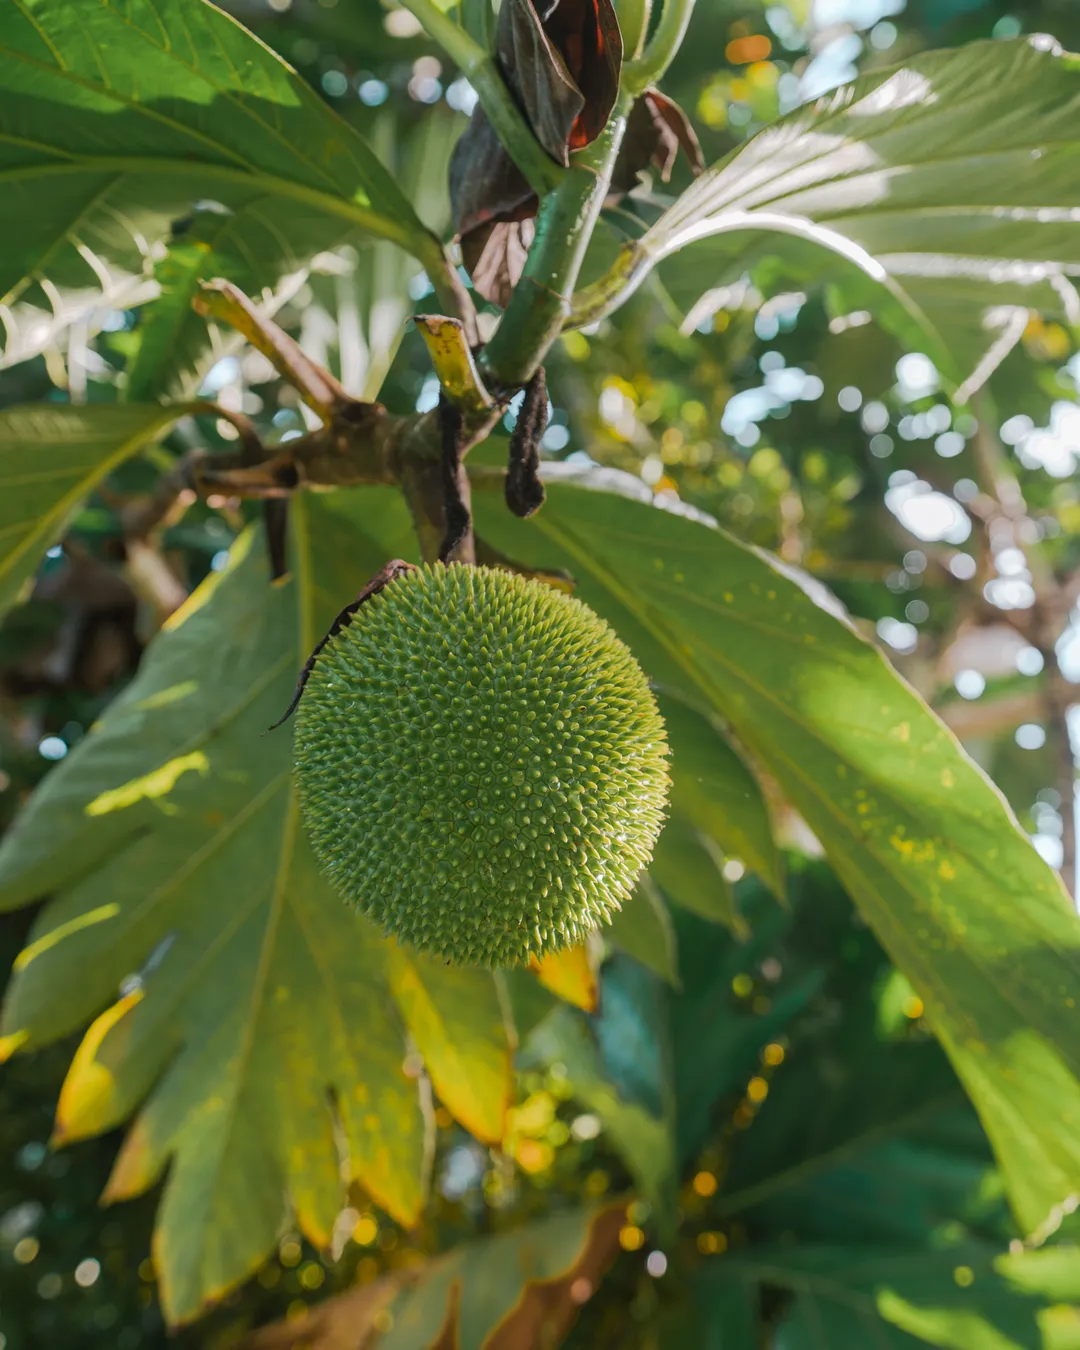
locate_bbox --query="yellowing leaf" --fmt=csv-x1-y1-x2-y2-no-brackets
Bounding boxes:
0,488,511,1323
386,946,513,1146
529,945,599,1013
0,0,447,395
382,1205,626,1350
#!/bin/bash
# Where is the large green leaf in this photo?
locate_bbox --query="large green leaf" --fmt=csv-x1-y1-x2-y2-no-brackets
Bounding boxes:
607,876,679,985
577,37,1080,396
718,1244,1080,1349
124,107,463,402
525,956,677,1224
0,0,445,368
652,688,783,931
0,402,184,621
0,487,513,1324
473,464,1080,1237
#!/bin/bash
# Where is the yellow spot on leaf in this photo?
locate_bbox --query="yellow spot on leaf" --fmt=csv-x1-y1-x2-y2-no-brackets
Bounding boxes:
939,860,957,881
892,722,910,742
529,945,598,1012
102,1119,154,1203
134,681,198,712
85,752,209,817
54,991,144,1144
14,904,121,972
163,528,254,631
0,1029,29,1062
941,769,955,788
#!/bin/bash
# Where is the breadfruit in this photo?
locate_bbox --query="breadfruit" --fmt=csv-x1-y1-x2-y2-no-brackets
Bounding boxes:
294,563,669,965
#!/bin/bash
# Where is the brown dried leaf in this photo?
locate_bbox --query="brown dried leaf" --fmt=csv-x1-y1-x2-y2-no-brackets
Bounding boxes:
462,216,537,311
609,88,704,196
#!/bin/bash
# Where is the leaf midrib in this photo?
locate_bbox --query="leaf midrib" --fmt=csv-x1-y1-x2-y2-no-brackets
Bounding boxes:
0,5,378,205
0,156,422,252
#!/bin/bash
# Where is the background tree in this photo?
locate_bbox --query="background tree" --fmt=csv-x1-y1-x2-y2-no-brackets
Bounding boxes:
1,0,1080,1347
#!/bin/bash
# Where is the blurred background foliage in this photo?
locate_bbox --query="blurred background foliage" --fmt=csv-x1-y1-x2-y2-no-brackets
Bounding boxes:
2,0,1080,1345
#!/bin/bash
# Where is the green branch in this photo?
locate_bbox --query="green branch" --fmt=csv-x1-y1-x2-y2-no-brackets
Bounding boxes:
615,0,652,59
482,100,633,389
399,0,562,198
623,0,697,94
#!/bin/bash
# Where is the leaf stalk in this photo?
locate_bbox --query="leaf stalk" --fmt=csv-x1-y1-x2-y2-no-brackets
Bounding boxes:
623,0,697,94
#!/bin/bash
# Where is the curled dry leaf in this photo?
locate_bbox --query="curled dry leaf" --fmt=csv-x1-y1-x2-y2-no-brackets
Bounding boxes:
609,87,704,197
451,0,622,306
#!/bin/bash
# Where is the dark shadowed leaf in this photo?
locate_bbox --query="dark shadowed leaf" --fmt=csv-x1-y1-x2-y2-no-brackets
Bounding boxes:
607,877,678,985
726,1243,1080,1349
657,1272,757,1350
670,894,822,1167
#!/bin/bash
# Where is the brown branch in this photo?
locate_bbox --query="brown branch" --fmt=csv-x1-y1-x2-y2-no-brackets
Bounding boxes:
194,280,351,421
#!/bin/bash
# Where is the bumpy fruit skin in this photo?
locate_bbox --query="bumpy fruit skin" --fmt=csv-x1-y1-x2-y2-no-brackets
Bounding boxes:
295,564,669,966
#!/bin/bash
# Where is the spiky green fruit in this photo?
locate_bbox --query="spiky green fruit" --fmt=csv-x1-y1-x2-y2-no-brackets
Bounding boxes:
294,564,669,966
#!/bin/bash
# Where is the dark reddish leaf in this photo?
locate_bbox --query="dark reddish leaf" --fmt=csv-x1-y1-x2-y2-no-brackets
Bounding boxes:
496,0,587,165
609,88,704,196
451,0,623,306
